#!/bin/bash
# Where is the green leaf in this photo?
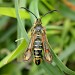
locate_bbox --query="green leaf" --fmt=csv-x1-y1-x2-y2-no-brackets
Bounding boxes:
0,7,30,19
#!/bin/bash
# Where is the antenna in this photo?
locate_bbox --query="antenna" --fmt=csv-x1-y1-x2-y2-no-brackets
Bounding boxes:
21,7,58,20
40,10,58,19
21,7,38,20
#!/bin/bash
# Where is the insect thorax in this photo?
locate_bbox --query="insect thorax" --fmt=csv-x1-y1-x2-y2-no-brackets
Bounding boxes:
34,24,43,33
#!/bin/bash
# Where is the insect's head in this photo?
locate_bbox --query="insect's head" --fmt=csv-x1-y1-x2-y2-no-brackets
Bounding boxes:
34,18,42,25
21,7,57,24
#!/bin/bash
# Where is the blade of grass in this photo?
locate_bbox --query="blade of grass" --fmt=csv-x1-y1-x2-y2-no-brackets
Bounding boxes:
41,0,54,9
0,0,29,68
61,19,71,47
29,0,39,24
50,45,75,75
39,2,48,14
0,7,30,19
46,30,61,35
59,42,75,60
46,25,63,30
42,14,52,26
15,0,29,43
0,39,27,68
16,0,26,46
40,62,65,75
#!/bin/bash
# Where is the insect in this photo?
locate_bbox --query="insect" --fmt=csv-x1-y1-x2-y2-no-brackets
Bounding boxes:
21,7,57,65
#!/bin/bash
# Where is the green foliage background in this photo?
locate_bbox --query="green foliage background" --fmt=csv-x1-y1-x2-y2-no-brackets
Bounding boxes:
0,0,75,75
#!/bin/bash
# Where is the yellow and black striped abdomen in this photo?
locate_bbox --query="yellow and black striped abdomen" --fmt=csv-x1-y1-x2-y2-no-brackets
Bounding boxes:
33,35,42,65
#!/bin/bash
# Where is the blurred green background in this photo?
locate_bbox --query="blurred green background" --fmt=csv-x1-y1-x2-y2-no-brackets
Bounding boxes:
0,0,75,75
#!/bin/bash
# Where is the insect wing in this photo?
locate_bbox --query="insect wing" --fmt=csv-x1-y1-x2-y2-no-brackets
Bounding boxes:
24,31,36,61
17,34,34,62
23,38,33,61
42,29,52,63
44,49,52,63
17,40,32,62
24,49,32,61
44,41,52,63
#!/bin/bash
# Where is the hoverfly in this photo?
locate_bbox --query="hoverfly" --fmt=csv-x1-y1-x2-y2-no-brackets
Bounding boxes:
21,7,57,65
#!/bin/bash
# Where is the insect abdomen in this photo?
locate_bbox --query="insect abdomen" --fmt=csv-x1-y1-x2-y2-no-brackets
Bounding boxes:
33,35,42,65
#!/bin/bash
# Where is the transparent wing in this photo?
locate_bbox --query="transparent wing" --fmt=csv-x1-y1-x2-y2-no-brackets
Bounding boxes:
23,39,33,61
24,32,36,61
43,41,52,63
42,28,52,63
17,39,33,62
17,31,36,62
